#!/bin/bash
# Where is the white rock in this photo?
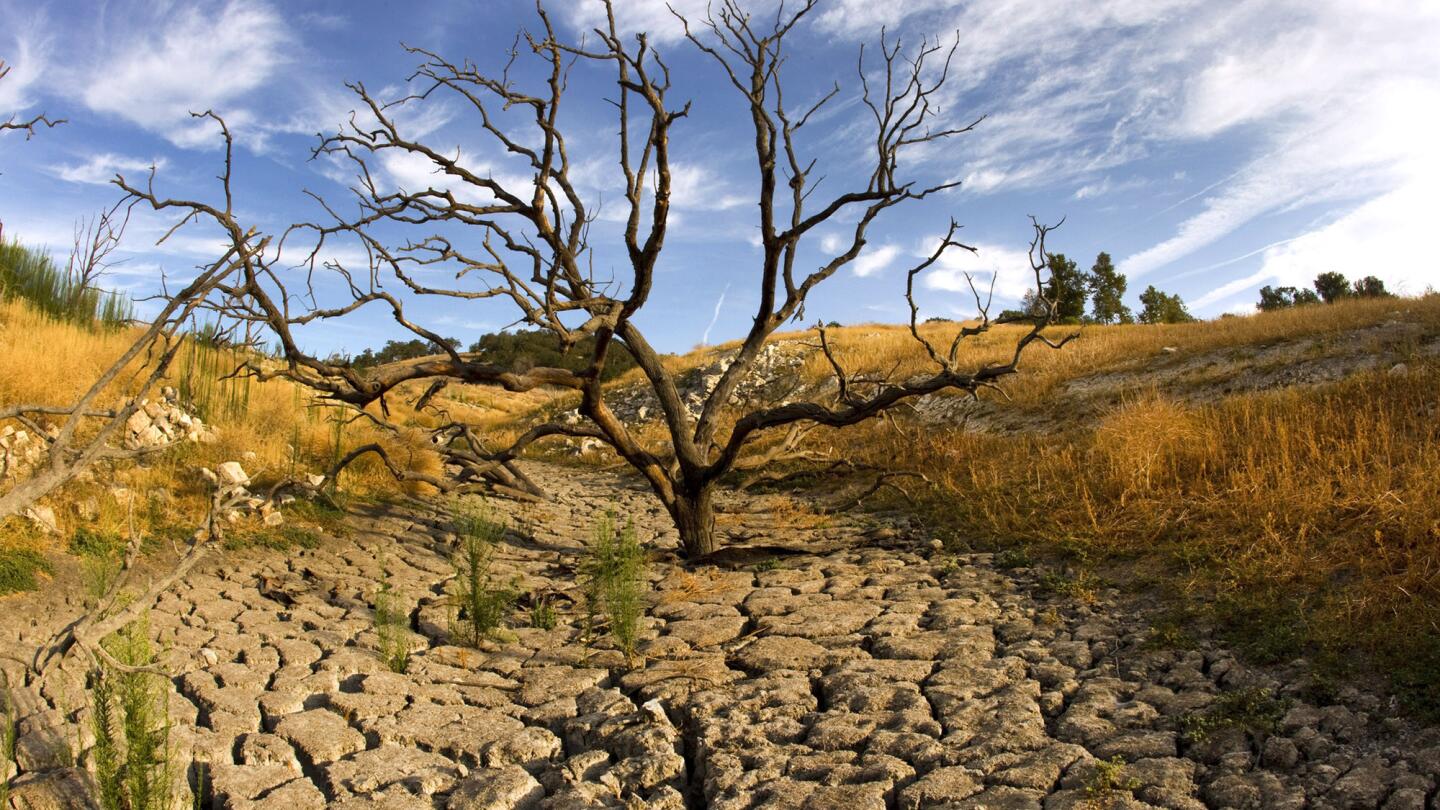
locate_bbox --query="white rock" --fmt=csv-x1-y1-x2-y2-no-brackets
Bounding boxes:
305,473,326,489
0,425,13,439
1161,346,1179,354
217,461,250,487
23,505,59,534
262,511,284,528
641,698,670,725
242,451,257,461
198,467,218,484
1389,363,1409,376
136,425,165,447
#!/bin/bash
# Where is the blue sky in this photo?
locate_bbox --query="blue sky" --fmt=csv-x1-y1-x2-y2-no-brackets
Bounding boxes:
1,0,1436,356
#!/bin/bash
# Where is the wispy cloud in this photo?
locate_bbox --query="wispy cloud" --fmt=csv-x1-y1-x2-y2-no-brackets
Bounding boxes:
0,9,49,114
700,282,730,345
78,0,293,148
53,153,165,185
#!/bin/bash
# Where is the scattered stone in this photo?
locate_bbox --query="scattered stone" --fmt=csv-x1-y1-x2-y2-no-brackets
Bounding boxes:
447,765,545,810
273,709,366,764
22,504,58,534
218,461,251,487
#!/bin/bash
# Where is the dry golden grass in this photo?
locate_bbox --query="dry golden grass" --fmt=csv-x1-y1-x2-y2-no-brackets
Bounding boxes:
792,294,1440,406
839,308,1440,709
0,298,429,557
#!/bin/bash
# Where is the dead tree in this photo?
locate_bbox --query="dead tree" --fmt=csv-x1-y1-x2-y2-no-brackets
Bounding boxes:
0,60,64,139
0,115,252,522
126,2,1073,558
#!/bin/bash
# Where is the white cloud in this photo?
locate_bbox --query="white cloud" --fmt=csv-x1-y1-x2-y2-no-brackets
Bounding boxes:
1073,176,1146,201
1121,0,1440,276
0,16,48,114
922,241,1035,304
79,1,292,147
54,153,165,185
851,244,899,277
379,148,533,205
664,163,748,211
1189,174,1439,312
1251,181,1435,299
559,1,779,45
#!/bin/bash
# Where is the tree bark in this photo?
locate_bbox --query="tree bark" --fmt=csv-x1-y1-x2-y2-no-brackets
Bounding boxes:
670,482,717,559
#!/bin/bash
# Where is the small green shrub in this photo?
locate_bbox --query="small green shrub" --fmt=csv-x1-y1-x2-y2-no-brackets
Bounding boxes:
221,524,321,552
447,500,518,647
1,687,16,807
994,546,1034,569
1143,620,1197,651
1178,687,1289,743
91,615,176,810
71,527,126,607
374,581,412,674
0,547,53,596
70,527,126,559
528,595,558,631
580,512,647,662
753,557,780,573
1037,568,1102,603
1083,755,1140,809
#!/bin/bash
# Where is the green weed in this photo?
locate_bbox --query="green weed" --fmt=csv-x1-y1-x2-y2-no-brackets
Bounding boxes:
1178,687,1289,744
91,615,176,810
374,580,412,674
0,238,134,327
580,512,647,662
1,687,15,808
528,595,558,631
447,500,518,647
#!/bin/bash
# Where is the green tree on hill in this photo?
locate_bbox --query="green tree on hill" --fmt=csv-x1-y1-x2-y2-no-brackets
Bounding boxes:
351,337,460,369
468,329,638,381
1087,252,1133,324
1314,271,1352,304
1043,253,1089,323
1352,276,1392,298
1138,285,1195,324
1257,285,1321,311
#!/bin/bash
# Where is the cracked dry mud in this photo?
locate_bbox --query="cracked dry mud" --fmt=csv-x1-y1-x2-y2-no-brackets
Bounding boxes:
5,463,1440,809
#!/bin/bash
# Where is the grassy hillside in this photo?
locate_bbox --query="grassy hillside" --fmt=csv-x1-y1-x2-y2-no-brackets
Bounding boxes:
810,295,1440,714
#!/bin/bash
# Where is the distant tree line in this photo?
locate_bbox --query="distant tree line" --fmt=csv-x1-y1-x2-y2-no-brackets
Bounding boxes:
999,251,1194,325
346,329,639,381
1258,271,1391,311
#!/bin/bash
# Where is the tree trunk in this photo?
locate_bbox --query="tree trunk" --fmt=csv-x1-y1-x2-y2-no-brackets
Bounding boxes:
670,483,717,559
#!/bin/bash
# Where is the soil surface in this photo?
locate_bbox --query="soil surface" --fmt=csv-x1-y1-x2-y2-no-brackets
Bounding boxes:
4,463,1440,809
